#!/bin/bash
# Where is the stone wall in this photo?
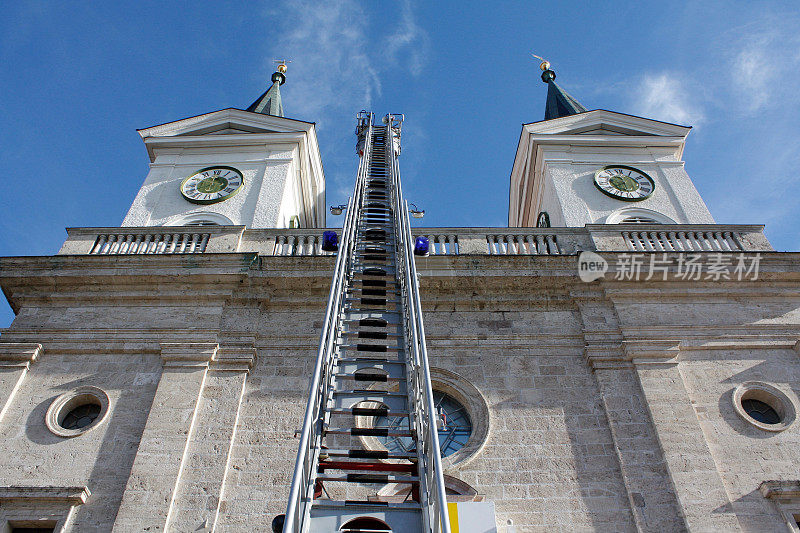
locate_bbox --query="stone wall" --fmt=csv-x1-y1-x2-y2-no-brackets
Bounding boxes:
1,252,799,531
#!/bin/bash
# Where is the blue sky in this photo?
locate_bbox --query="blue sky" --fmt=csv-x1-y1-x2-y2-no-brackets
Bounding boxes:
1,1,800,327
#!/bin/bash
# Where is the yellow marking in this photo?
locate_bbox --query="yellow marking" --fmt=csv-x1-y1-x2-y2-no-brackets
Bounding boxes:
448,502,459,532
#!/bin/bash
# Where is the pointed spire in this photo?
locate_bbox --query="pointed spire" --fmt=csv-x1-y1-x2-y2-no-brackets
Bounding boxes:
247,62,287,117
534,56,587,120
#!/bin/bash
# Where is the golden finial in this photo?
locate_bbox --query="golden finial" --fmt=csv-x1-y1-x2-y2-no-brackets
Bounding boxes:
273,59,291,73
531,53,550,72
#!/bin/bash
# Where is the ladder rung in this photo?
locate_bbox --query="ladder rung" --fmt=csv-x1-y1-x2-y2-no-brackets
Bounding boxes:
336,357,404,364
319,448,414,459
359,318,388,326
324,427,412,438
332,390,406,397
359,289,387,297
355,344,396,352
319,460,416,473
316,473,418,484
351,330,392,339
357,298,388,306
346,289,397,297
357,279,388,287
311,500,421,510
334,373,394,382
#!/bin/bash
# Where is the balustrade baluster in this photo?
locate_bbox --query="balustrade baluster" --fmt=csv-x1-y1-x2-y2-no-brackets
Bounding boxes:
119,234,133,254
715,232,731,251
665,232,681,251
533,234,544,254
92,235,106,254
708,232,723,251
545,234,559,254
655,232,672,251
104,235,116,254
722,232,739,251
697,232,708,251
621,232,633,251
198,233,210,252
675,232,690,251
503,235,513,254
438,235,447,255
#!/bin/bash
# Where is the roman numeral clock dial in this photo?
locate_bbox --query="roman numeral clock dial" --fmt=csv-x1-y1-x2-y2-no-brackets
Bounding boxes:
594,165,655,201
180,166,244,204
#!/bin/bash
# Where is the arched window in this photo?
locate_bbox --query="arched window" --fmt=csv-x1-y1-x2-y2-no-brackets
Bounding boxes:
166,212,233,226
605,208,675,224
620,216,660,224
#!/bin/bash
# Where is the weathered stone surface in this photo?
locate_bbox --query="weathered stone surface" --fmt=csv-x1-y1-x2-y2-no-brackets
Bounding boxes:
1,252,799,531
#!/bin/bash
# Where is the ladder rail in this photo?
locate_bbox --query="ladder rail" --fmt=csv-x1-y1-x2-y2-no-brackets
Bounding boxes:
284,117,374,533
386,116,451,533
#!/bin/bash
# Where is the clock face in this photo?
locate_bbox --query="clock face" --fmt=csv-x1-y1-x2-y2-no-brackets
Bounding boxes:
594,165,655,201
180,166,244,204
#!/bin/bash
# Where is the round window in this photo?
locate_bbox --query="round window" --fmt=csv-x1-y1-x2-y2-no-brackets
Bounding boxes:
61,402,102,430
46,386,110,437
375,391,472,457
733,382,796,432
741,399,780,425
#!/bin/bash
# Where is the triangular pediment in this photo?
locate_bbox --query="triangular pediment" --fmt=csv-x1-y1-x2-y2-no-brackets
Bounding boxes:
176,124,277,136
138,108,312,139
524,109,691,137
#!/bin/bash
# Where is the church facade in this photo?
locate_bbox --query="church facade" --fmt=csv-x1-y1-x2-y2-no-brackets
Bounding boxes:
1,63,799,532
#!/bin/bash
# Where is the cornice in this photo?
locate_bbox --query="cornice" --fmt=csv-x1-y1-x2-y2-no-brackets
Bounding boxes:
213,342,257,372
160,342,218,368
138,108,313,138
0,485,90,504
759,480,800,500
0,342,42,369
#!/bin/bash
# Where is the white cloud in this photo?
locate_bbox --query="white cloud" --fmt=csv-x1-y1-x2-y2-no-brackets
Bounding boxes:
632,73,704,126
262,1,429,126
384,0,429,76
729,27,800,115
260,1,430,198
264,1,381,125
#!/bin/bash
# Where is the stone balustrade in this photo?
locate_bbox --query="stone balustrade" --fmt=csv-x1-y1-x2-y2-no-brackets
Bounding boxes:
58,224,772,257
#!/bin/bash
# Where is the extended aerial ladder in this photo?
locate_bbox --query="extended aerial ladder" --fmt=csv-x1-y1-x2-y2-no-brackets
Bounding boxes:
283,113,450,533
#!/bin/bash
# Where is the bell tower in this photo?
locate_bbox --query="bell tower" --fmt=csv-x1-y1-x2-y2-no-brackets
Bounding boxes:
121,62,325,229
510,59,714,227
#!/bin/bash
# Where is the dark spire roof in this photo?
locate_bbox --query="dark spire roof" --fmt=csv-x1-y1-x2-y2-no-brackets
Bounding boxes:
247,66,286,117
541,68,586,120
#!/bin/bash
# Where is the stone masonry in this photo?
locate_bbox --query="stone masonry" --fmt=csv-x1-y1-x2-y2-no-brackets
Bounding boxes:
1,250,799,532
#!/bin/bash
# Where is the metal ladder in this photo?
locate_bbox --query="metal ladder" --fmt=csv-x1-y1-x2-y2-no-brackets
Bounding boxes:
283,112,450,533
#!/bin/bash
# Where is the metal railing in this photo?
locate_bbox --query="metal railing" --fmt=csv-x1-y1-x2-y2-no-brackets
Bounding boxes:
387,115,451,533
